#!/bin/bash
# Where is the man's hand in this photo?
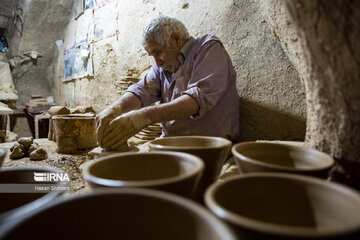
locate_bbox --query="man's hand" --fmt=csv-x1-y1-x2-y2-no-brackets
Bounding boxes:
95,92,142,147
97,94,198,150
95,107,119,147
101,110,152,150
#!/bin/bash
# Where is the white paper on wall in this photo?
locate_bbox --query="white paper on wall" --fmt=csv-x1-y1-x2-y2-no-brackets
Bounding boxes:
93,0,118,42
74,0,84,19
94,0,113,9
55,40,64,52
63,43,93,82
64,18,77,51
75,9,94,45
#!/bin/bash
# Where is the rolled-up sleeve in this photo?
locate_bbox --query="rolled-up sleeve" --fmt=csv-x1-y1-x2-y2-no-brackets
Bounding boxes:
126,65,161,107
181,40,231,119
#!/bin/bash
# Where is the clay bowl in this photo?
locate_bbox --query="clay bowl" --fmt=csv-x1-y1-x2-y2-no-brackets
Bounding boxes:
232,142,334,178
148,136,232,202
0,167,63,223
0,188,237,240
82,151,204,199
205,173,360,239
0,148,5,168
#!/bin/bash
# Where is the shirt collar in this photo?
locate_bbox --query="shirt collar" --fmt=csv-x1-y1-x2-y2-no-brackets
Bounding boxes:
178,36,195,64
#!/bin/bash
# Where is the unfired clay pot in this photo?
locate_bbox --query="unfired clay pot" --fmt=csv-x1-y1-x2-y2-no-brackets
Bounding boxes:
52,114,97,153
82,151,204,199
148,136,232,202
0,167,62,223
205,173,360,239
232,142,334,178
0,188,237,240
0,148,5,168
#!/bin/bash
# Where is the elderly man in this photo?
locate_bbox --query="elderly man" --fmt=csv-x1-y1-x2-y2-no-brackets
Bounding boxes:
96,15,239,150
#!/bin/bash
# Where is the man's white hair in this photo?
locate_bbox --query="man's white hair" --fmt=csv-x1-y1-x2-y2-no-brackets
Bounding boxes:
141,15,190,47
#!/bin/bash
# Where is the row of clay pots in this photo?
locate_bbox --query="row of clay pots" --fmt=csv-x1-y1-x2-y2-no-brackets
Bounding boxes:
83,136,233,203
0,167,235,240
0,137,233,238
80,138,360,239
0,139,360,239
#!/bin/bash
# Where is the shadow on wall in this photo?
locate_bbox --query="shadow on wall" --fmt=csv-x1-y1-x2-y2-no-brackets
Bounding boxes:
239,98,306,142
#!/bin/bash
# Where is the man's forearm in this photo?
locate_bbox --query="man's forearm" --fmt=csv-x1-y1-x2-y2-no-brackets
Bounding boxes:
138,94,199,124
99,94,199,149
107,92,142,116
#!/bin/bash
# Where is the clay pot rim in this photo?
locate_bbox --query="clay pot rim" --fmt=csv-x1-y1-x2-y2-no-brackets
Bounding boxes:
0,188,237,239
148,136,232,150
205,172,360,238
82,151,204,188
232,141,334,172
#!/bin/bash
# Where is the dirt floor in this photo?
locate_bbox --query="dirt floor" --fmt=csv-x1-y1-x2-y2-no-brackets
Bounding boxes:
1,139,92,193
0,137,152,194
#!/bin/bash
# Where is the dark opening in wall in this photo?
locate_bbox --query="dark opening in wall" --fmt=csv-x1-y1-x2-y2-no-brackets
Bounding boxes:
0,28,8,52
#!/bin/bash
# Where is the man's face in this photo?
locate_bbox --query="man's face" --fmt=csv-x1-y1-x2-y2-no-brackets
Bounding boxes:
145,39,180,73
